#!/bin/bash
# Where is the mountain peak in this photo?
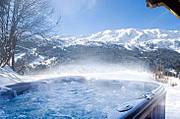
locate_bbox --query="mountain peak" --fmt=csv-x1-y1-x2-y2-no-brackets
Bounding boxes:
59,28,180,52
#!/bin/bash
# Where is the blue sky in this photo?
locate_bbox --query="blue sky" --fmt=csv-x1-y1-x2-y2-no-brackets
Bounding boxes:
52,0,180,36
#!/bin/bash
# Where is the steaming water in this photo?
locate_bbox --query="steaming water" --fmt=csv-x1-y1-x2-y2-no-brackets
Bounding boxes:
25,63,153,83
0,77,158,119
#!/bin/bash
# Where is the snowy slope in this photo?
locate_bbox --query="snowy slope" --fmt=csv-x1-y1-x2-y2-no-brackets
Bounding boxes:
0,67,22,86
52,28,180,53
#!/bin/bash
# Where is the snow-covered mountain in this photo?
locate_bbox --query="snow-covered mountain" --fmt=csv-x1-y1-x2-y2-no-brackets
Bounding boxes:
15,28,180,74
51,28,180,53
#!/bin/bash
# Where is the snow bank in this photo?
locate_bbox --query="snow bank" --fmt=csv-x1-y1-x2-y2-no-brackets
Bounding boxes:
165,77,180,119
0,66,22,86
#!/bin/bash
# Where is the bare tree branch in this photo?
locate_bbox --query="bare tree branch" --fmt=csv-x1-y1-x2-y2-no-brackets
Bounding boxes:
0,0,59,70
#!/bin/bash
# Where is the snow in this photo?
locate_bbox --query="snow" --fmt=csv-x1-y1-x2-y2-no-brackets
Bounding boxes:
29,55,45,68
166,77,180,119
51,28,180,52
0,66,22,86
15,53,26,62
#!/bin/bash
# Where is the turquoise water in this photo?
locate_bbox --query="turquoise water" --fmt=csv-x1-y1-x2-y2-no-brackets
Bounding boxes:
0,77,156,119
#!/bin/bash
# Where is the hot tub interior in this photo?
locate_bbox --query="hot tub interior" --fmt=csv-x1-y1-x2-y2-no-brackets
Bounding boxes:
0,77,163,119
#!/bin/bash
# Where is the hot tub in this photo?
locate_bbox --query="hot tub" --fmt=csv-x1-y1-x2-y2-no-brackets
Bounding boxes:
0,76,166,119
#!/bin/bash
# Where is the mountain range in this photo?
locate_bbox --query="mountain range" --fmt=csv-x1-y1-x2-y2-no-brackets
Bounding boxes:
15,28,180,75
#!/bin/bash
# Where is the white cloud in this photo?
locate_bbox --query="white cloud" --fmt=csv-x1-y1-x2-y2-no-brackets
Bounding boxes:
53,0,97,16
